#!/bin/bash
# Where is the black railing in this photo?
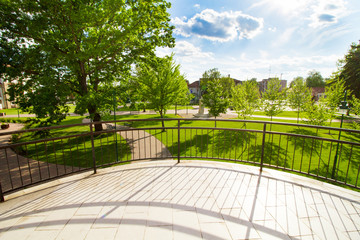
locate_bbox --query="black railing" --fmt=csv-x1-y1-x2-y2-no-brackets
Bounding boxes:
1,118,360,201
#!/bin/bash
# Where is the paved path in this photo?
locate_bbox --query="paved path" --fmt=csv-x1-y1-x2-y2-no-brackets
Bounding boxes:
1,160,359,240
3,108,354,122
0,124,78,193
82,120,172,161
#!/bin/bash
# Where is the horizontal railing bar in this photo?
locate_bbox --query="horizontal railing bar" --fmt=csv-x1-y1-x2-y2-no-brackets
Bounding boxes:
2,167,93,195
266,131,360,146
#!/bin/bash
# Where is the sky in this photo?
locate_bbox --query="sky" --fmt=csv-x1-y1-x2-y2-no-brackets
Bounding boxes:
156,0,360,83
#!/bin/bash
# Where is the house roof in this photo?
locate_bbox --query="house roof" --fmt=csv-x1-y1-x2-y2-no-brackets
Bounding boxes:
188,81,200,88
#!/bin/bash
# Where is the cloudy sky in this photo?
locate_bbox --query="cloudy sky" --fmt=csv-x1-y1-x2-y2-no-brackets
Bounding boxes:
157,0,360,83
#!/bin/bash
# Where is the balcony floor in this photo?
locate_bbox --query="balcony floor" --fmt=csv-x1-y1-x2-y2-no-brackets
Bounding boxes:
1,160,360,240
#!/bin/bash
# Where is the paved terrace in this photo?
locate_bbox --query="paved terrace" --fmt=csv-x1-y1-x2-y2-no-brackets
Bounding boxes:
1,160,360,240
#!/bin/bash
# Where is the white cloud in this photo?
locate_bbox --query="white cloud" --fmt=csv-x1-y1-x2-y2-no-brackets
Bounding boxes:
194,4,200,9
172,9,263,42
309,0,347,28
250,0,348,28
161,42,340,82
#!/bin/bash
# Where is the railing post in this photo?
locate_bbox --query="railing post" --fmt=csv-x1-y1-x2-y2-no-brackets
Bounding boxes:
0,182,4,202
177,119,180,163
90,122,97,174
260,123,267,173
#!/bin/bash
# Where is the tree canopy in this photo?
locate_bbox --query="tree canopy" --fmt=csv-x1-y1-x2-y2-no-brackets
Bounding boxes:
134,55,189,129
339,42,360,98
202,78,229,125
306,70,325,88
262,78,286,122
231,80,260,121
287,77,311,123
0,0,174,130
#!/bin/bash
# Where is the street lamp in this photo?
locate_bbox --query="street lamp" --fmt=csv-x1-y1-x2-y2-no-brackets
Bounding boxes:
331,91,348,179
113,87,119,162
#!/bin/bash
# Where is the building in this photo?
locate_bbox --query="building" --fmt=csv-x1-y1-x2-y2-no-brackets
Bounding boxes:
311,87,325,101
259,78,287,93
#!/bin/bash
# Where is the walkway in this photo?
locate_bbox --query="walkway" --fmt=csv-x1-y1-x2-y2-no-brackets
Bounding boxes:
83,120,172,161
0,160,359,240
0,124,78,193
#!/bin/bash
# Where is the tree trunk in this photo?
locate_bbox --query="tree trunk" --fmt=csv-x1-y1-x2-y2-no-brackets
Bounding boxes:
160,110,165,132
297,108,300,124
88,106,103,131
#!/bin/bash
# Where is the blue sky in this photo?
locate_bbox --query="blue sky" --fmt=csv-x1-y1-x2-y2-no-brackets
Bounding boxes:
156,0,360,83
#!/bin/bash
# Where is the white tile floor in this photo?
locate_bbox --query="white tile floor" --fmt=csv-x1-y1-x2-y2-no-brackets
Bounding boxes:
0,160,360,240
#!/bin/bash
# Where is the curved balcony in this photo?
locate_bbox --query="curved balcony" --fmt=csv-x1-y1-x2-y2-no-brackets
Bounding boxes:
0,118,360,239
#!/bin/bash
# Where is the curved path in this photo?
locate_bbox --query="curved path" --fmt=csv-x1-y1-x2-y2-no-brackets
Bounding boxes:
0,124,79,193
82,119,172,161
1,160,359,239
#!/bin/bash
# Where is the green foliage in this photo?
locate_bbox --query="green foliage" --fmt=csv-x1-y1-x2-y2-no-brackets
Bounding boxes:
324,77,347,127
287,77,312,123
262,78,286,121
134,55,189,127
306,70,325,88
231,80,260,121
200,68,221,96
339,42,360,98
349,96,360,129
202,78,229,121
304,99,330,126
0,0,174,129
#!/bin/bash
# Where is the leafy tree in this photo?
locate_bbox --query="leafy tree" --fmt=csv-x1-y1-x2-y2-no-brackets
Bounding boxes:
287,77,312,123
349,96,360,129
231,81,260,124
202,78,229,127
200,68,221,96
0,0,174,131
324,77,347,127
262,78,286,123
339,42,360,98
304,98,330,126
306,70,325,88
219,76,235,98
135,55,189,130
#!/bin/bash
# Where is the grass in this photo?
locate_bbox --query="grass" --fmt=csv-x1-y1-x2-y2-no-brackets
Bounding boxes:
11,112,360,189
102,113,360,188
12,116,131,168
118,105,195,111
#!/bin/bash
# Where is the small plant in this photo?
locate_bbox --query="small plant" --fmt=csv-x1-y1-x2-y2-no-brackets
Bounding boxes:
1,123,10,129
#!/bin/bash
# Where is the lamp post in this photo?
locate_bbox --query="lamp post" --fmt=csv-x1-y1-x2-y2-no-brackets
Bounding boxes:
331,91,348,179
113,88,119,162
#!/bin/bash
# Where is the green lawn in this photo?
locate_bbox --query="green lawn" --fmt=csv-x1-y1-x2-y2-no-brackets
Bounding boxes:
13,116,131,168
104,114,360,187
12,113,360,189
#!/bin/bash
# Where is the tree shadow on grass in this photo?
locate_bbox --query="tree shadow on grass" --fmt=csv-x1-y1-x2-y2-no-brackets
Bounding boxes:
14,132,131,168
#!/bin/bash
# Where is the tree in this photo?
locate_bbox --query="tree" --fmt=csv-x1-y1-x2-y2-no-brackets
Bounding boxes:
339,42,360,98
349,96,360,129
0,0,174,131
200,68,221,97
231,81,260,124
262,78,286,123
135,55,189,130
219,76,235,98
202,78,229,127
287,77,312,123
304,98,330,126
324,77,347,127
306,70,325,88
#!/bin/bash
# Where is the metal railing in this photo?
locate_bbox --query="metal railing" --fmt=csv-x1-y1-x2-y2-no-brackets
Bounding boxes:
1,118,360,201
